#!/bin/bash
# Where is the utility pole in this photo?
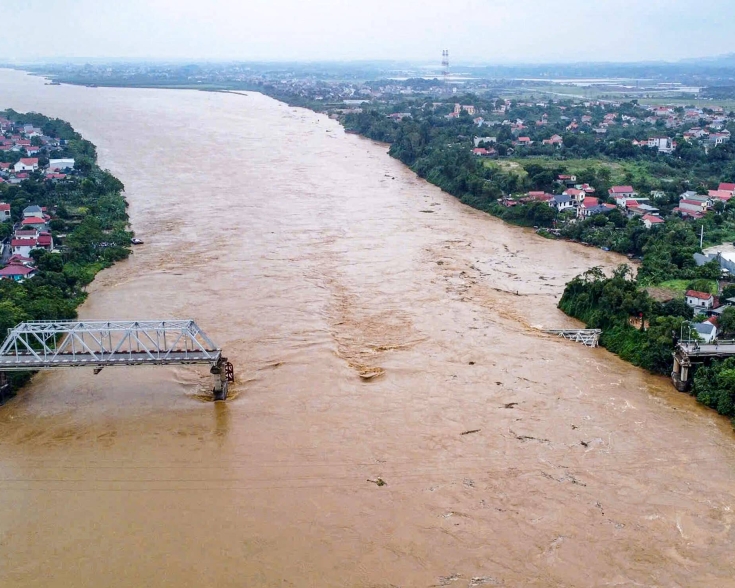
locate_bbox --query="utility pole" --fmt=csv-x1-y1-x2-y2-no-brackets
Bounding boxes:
700,224,704,249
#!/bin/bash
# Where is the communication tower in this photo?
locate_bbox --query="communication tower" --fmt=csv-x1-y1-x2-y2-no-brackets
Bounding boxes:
441,49,450,85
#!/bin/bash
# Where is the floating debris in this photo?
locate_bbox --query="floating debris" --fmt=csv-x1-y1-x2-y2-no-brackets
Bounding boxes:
367,477,386,487
461,429,481,436
359,366,384,380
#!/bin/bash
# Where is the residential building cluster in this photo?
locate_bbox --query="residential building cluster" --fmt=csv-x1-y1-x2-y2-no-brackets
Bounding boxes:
0,116,77,282
0,115,75,185
0,204,55,282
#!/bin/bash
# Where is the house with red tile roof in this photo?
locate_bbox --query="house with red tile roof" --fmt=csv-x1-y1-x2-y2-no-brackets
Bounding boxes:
679,199,708,214
14,158,38,172
542,134,563,146
6,254,35,266
609,185,636,197
11,238,38,257
20,216,48,230
577,196,600,218
718,182,735,194
0,263,37,282
0,202,10,222
642,214,664,229
686,290,714,311
708,190,732,202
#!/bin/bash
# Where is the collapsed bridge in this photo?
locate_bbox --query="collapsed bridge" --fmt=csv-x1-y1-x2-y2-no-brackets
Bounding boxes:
0,319,234,400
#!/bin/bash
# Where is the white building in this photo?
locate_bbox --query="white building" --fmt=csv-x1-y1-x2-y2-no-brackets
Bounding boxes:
647,137,675,153
48,158,75,171
550,194,573,211
693,321,718,343
13,158,38,172
0,202,10,222
685,290,714,311
11,238,38,258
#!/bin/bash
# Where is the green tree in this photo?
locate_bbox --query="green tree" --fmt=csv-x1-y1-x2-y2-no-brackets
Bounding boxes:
719,307,735,337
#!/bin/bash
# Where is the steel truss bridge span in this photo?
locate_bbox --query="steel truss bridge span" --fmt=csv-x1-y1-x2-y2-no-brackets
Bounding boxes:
0,320,233,399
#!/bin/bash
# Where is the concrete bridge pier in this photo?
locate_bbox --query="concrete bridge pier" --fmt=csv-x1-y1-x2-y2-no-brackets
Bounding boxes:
671,354,690,392
210,357,234,401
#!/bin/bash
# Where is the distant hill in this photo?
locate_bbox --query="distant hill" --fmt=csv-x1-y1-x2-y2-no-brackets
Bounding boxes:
678,53,735,67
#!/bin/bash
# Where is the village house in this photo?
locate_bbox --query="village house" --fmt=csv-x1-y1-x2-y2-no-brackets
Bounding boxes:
642,214,665,229
708,190,732,203
13,157,39,172
48,158,75,171
0,202,10,222
542,134,563,146
584,203,616,217
14,229,38,240
693,319,719,343
609,185,636,203
718,182,735,195
627,202,659,217
20,216,48,231
557,174,577,188
0,263,37,282
709,133,730,146
647,137,675,153
453,104,475,116
11,238,38,258
23,205,44,219
550,194,573,211
563,187,585,207
686,290,715,311
678,199,709,215
577,196,600,218
525,191,554,204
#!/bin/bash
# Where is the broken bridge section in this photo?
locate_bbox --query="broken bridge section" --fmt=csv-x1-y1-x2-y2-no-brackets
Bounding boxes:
543,329,602,347
0,319,234,400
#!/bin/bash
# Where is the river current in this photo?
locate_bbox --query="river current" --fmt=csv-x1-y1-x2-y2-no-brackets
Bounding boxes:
0,69,734,587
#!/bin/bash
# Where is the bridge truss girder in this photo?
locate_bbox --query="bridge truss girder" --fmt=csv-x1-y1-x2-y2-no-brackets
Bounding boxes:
0,320,222,370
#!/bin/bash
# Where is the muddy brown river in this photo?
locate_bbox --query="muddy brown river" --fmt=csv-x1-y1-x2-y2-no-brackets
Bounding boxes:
0,69,734,587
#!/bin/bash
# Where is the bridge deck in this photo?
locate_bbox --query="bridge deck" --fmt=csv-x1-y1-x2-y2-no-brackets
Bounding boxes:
678,343,735,358
0,351,220,371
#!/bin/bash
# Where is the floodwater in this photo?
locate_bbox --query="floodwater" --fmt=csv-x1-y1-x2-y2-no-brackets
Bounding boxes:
0,69,734,588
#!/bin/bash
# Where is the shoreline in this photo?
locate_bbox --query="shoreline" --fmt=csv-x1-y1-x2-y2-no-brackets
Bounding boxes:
12,77,727,417
0,107,132,402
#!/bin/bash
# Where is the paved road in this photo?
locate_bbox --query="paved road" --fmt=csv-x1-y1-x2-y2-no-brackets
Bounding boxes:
680,344,735,356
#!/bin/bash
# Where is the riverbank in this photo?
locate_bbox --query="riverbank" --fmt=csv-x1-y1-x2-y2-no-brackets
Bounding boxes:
17,76,732,416
4,70,735,588
220,84,735,426
0,108,131,401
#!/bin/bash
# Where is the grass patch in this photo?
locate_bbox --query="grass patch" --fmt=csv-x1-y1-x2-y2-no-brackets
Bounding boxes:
657,279,717,294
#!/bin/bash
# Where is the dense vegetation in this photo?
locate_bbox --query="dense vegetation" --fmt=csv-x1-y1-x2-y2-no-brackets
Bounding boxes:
0,110,131,397
560,265,735,420
559,266,690,372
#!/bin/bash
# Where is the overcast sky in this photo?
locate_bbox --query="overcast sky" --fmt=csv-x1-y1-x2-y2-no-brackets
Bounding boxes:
2,0,733,64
